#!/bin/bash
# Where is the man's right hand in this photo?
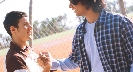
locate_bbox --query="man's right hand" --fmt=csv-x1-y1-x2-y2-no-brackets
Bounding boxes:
37,52,52,70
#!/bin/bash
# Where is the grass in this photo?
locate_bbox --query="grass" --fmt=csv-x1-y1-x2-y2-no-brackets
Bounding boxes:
0,29,76,56
127,12,133,18
32,29,75,45
0,48,9,57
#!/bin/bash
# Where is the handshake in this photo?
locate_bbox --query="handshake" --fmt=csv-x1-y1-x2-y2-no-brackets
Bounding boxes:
37,52,52,71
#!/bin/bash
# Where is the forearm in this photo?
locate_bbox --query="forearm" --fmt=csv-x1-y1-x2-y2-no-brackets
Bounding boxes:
51,58,79,71
130,63,133,72
43,65,51,72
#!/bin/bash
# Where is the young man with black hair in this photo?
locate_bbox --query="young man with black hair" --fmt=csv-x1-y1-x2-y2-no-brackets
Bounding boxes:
3,11,51,72
49,0,133,72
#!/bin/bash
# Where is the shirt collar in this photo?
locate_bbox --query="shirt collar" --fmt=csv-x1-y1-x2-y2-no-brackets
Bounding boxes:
96,8,107,23
81,8,107,34
10,41,31,52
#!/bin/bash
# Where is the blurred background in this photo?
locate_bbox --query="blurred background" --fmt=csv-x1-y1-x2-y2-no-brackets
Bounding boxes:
0,0,133,72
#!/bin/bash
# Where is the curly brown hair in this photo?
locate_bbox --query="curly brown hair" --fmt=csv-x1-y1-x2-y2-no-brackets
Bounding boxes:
69,0,104,13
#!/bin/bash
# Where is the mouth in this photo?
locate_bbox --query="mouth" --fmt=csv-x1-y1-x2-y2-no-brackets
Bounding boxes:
27,32,32,35
73,10,76,13
74,10,76,13
72,9,76,13
72,8,75,10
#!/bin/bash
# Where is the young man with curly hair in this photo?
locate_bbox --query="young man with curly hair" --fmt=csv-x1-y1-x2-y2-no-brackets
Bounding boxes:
49,0,133,72
3,11,51,72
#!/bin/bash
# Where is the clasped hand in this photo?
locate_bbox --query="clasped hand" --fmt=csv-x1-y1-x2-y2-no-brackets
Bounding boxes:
37,52,52,69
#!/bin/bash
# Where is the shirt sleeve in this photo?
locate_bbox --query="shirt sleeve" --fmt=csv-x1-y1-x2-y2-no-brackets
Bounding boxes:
51,58,79,71
121,17,133,67
6,56,28,72
130,63,133,72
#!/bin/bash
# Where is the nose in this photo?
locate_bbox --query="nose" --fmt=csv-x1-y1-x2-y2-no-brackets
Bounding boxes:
69,2,73,8
29,24,33,30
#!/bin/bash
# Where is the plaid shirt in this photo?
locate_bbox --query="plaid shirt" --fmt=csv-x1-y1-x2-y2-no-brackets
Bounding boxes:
68,9,133,72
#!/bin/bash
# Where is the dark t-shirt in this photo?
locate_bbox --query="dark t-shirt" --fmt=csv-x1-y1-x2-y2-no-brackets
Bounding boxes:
5,41,31,72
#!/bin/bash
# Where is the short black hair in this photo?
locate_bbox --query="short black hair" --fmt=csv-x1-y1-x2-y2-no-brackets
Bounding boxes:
70,0,104,13
3,11,27,37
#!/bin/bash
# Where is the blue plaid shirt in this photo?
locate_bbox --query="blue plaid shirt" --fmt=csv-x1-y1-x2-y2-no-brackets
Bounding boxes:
68,9,133,72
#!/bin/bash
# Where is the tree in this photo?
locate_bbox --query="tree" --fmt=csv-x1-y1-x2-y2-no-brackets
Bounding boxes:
40,20,49,37
29,0,33,46
33,20,40,39
33,14,68,38
105,0,119,13
41,18,53,35
0,0,5,4
76,16,85,23
118,0,126,15
127,5,133,12
55,14,68,31
47,18,58,34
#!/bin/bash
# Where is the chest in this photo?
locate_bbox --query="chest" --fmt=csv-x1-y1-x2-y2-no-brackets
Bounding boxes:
23,51,43,72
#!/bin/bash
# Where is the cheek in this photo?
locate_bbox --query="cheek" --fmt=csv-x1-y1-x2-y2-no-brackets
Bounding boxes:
18,27,27,34
78,8,86,13
24,26,28,29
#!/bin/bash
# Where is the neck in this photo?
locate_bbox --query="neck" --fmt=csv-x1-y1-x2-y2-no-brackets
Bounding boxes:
12,37,27,49
85,8,100,23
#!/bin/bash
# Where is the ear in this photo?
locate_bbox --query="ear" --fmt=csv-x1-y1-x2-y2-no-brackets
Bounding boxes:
10,26,16,33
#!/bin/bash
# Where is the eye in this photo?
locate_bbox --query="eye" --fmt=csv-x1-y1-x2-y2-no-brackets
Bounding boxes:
23,22,29,25
23,23,26,25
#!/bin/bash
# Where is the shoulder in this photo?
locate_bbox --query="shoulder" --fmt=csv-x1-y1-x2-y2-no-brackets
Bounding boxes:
6,48,27,66
105,11,124,19
6,51,28,72
76,22,85,32
74,23,85,36
112,13,132,25
103,11,132,24
6,50,26,65
101,9,124,20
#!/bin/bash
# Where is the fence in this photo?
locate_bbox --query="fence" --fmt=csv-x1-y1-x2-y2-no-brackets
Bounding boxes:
0,0,133,72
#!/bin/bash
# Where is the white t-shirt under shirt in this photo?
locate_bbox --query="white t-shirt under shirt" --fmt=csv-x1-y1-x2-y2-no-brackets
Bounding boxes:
84,22,104,72
51,21,133,72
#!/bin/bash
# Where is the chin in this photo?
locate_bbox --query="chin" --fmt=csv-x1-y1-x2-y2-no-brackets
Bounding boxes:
76,14,82,16
29,36,33,40
26,36,32,41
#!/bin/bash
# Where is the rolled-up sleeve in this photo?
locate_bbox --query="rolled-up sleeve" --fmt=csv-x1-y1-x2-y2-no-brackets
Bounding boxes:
51,58,79,71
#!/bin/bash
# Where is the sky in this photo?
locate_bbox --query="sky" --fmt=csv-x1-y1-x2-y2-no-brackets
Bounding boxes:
0,0,132,36
0,0,79,36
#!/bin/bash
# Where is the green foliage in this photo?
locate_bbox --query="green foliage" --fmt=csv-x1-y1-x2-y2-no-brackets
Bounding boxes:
127,12,133,18
0,48,9,56
33,20,40,39
33,14,68,39
105,1,133,14
125,5,133,13
33,29,75,45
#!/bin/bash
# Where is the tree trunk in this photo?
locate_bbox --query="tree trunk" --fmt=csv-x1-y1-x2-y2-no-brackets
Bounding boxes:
29,0,33,47
118,0,126,15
